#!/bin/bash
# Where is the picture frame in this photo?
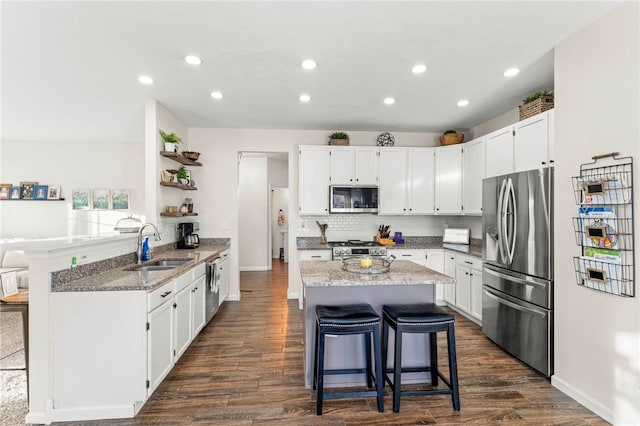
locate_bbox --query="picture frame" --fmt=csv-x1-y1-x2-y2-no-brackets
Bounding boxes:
0,184,12,200
20,181,38,200
47,185,61,200
111,189,130,210
9,186,21,200
34,185,48,200
72,189,90,209
92,189,111,210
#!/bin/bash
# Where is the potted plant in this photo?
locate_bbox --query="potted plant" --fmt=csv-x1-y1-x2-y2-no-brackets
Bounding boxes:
177,166,189,185
159,129,182,152
328,131,349,146
519,90,554,120
439,129,464,146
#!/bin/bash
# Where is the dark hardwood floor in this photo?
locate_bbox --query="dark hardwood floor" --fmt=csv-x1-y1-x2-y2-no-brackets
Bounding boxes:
57,261,607,425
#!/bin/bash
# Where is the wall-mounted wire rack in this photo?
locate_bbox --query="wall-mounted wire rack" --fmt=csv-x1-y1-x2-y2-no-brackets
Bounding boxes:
572,152,635,297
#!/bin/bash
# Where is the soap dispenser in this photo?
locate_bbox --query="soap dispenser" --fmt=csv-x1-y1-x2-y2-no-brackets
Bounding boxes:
141,237,150,261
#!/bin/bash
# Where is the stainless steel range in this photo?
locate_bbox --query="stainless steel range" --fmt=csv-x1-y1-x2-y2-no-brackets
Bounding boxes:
328,240,387,260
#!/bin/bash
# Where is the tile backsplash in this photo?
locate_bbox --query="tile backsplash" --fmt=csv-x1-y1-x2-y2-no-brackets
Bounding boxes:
298,214,482,242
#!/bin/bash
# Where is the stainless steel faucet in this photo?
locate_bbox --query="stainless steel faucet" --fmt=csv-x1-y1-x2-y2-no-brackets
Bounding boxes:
137,223,161,263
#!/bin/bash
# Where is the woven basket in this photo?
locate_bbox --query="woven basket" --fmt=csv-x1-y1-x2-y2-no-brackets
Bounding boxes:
329,138,349,146
439,133,464,146
519,96,554,120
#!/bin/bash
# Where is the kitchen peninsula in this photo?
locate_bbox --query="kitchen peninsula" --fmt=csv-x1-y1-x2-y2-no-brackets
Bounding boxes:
299,259,455,388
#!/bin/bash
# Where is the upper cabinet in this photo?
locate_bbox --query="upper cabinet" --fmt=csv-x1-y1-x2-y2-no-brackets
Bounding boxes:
299,146,330,215
435,145,462,214
379,148,434,215
485,110,555,178
485,126,515,178
514,110,553,172
329,147,379,185
462,137,485,215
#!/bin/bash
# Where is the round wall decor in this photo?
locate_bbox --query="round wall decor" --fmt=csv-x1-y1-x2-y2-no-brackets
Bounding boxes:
376,132,395,146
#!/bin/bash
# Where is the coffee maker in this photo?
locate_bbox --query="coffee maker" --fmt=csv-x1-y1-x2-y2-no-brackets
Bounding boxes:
176,222,200,249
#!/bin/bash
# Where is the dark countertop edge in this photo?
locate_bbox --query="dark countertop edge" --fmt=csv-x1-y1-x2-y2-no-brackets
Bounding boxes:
52,245,230,293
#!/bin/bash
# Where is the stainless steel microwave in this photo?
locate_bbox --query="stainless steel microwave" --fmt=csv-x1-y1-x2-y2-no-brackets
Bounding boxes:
330,186,378,213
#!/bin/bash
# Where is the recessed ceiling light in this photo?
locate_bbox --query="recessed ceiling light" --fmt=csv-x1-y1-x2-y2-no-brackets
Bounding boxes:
384,97,396,105
138,75,153,85
302,59,317,70
503,68,520,77
412,64,427,74
457,99,470,107
299,94,311,103
210,91,223,100
185,55,202,65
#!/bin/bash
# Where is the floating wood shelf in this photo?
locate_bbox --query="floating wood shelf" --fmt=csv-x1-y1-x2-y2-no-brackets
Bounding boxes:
159,181,197,191
160,212,198,217
1,198,66,201
160,151,202,166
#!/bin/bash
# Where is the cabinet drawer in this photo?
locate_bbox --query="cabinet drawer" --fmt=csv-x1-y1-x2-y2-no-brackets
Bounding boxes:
175,269,193,293
298,250,331,261
456,254,482,270
390,249,427,264
148,281,174,312
192,262,206,279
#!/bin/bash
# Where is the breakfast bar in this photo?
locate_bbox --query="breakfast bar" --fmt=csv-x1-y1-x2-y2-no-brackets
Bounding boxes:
299,259,455,388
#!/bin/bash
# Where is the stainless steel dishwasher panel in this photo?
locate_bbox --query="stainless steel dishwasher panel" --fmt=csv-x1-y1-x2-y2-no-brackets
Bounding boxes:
205,259,220,324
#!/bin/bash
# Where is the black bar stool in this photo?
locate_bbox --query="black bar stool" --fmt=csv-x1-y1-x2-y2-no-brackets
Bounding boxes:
313,304,384,415
381,303,460,413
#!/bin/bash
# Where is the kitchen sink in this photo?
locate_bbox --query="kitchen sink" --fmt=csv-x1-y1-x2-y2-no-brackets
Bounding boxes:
125,258,192,272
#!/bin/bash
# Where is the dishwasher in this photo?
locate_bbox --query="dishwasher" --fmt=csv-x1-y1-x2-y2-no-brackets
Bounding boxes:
205,257,220,324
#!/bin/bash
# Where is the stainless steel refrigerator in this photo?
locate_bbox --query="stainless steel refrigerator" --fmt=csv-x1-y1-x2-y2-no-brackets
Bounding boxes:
482,168,553,377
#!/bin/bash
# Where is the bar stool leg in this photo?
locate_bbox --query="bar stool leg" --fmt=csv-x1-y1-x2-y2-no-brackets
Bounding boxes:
364,332,373,388
316,328,326,415
392,324,403,413
372,323,384,413
447,323,460,411
313,324,319,390
381,318,389,385
429,332,438,386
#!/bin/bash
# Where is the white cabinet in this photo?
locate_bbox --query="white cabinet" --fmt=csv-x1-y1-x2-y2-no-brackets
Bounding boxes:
443,252,456,305
173,281,192,361
514,111,553,172
462,138,485,215
425,250,446,306
454,254,482,323
485,126,515,178
330,147,378,185
218,250,230,305
435,145,462,214
299,146,330,215
191,273,206,336
147,282,174,395
392,249,427,265
298,249,331,261
379,148,434,215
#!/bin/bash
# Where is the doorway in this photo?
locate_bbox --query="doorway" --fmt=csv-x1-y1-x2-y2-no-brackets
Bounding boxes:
237,152,289,273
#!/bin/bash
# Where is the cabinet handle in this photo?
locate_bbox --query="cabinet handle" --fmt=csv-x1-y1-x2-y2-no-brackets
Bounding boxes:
401,254,411,257
311,255,322,258
549,160,555,164
173,302,177,308
542,161,546,165
161,291,172,298
464,261,473,265
465,272,469,275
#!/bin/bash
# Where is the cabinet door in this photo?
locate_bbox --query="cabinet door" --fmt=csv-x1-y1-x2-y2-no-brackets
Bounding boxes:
408,148,435,214
547,109,554,166
514,112,549,172
191,274,206,336
462,138,485,215
392,249,427,265
219,254,230,305
330,147,354,185
470,268,483,321
299,146,330,215
378,148,408,215
455,265,471,313
485,126,514,178
148,299,173,396
355,147,379,185
444,253,456,305
174,284,192,361
426,250,446,306
435,145,463,214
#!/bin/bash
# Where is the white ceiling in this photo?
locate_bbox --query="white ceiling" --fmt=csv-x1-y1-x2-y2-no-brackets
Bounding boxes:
1,1,622,143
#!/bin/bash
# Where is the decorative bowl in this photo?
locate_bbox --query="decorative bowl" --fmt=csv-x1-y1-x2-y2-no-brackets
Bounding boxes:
182,151,200,161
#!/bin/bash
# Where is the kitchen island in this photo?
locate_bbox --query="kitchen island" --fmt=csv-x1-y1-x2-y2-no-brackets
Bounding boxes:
299,259,455,388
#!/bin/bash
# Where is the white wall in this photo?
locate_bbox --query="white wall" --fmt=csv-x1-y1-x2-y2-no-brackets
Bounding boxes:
470,107,520,139
552,3,639,425
238,156,269,270
0,140,144,239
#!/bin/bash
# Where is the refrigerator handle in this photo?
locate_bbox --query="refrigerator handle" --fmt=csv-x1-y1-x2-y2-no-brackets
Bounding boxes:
483,286,547,318
506,177,517,264
497,178,508,264
484,264,547,288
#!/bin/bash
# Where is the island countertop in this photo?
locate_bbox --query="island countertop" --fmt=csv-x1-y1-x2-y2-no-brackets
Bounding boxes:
299,259,455,288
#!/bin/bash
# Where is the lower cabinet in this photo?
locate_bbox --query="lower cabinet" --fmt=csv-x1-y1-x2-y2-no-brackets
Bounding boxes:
298,249,331,261
391,249,446,305
147,284,174,395
453,254,482,323
444,253,457,305
191,271,206,336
